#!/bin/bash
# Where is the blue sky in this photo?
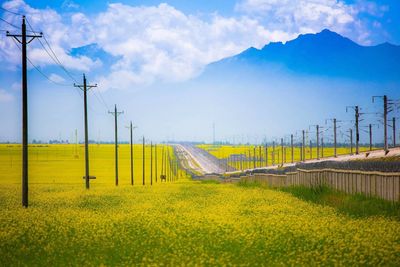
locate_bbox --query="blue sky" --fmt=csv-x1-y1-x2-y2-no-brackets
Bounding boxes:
0,0,399,144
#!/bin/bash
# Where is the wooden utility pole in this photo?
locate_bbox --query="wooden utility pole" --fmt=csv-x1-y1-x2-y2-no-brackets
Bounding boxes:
161,146,165,181
74,74,97,189
108,105,123,186
142,137,145,185
155,144,158,183
128,122,137,186
150,142,153,186
7,17,42,207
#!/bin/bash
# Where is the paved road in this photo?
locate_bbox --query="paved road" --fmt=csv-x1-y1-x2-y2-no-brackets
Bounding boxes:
176,144,227,174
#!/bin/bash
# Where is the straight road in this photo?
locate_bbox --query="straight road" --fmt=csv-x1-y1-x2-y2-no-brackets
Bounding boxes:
175,143,227,174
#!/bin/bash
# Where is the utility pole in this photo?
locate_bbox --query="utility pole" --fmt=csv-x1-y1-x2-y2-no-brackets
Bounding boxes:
127,122,137,186
7,17,42,207
291,134,294,163
74,74,97,190
326,118,339,157
372,95,388,153
347,106,360,154
310,125,320,160
161,146,165,181
258,146,262,167
392,117,396,147
384,96,388,152
142,137,145,185
150,142,153,186
155,144,158,183
108,105,123,186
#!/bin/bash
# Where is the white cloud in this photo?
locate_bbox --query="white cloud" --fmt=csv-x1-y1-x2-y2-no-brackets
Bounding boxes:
1,0,98,72
0,89,13,102
62,0,79,10
94,3,278,89
236,0,355,36
49,73,66,83
0,0,390,90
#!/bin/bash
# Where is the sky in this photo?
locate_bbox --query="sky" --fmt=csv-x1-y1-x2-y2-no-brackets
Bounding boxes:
0,0,399,144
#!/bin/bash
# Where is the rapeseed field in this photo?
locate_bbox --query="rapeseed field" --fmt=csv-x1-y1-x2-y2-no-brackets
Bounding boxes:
0,145,399,265
198,144,373,169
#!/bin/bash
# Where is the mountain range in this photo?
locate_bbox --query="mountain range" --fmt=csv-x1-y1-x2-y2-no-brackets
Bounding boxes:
206,29,400,82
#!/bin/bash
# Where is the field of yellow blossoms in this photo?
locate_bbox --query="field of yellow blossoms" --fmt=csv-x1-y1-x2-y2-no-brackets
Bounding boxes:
0,145,399,265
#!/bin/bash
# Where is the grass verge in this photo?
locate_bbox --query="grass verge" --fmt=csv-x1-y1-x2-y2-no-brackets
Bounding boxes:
238,181,400,220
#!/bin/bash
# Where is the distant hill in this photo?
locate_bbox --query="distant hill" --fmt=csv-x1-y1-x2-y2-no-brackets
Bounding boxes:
206,29,400,81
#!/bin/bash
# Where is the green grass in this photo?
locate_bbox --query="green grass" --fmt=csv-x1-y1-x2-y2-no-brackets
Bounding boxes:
238,181,400,220
199,179,221,184
280,185,400,220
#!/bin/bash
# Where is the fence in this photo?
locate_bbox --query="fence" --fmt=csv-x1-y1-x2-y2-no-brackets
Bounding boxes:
242,169,400,202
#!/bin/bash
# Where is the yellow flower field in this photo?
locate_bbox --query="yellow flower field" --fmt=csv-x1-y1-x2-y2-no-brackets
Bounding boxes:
198,144,374,169
0,145,399,265
0,144,178,185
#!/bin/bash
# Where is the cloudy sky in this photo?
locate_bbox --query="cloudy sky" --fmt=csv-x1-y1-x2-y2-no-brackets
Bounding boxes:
0,0,399,143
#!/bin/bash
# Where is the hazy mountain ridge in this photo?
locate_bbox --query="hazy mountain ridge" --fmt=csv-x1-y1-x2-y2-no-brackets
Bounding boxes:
206,29,400,81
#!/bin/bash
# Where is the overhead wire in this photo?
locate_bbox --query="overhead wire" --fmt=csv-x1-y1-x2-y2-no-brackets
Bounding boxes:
0,17,20,29
11,38,71,86
0,6,21,16
25,17,111,113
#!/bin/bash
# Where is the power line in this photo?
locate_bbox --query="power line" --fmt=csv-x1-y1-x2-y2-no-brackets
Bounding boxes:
0,6,22,16
25,18,79,84
0,17,20,29
11,38,70,86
